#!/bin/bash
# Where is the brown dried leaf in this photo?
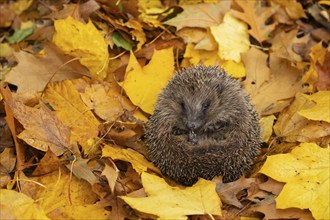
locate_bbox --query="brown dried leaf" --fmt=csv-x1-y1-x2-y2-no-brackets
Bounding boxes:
8,99,70,156
101,163,119,193
32,149,60,176
5,44,85,93
215,177,258,208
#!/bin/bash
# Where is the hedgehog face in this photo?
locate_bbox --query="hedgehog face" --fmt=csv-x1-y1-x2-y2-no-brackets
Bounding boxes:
164,80,226,144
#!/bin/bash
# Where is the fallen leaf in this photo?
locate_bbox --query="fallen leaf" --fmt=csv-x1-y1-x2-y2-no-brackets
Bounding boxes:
119,19,146,50
7,21,35,43
21,167,109,219
260,115,276,143
215,177,257,208
270,29,310,63
164,1,230,30
231,0,277,42
220,60,246,78
42,80,100,154
102,145,160,175
53,16,109,80
0,148,16,188
0,189,49,220
79,80,140,122
272,0,306,20
298,91,330,123
0,43,13,57
316,49,330,91
183,43,219,66
121,172,222,219
120,48,174,114
211,12,250,62
66,157,98,186
249,53,302,115
248,194,314,220
242,47,271,96
7,99,70,156
302,43,330,92
32,149,60,176
101,164,119,193
4,44,84,93
274,93,330,143
259,143,330,220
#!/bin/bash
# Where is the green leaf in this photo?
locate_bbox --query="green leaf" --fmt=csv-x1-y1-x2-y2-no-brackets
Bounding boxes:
7,24,35,44
111,31,133,51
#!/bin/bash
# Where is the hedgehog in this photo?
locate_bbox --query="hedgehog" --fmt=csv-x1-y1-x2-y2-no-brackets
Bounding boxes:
145,65,261,186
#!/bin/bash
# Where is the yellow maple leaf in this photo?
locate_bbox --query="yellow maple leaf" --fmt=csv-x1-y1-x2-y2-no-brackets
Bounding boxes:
121,172,222,219
298,91,330,123
210,12,250,63
42,80,100,154
53,16,108,80
120,48,175,114
102,145,160,175
21,167,109,219
259,143,330,220
0,189,49,219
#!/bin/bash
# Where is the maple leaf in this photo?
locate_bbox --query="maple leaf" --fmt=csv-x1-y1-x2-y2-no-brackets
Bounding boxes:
231,0,277,42
259,143,330,220
53,16,109,80
20,167,110,219
4,91,70,156
42,80,100,154
121,172,222,219
119,48,174,114
4,44,84,93
210,12,250,63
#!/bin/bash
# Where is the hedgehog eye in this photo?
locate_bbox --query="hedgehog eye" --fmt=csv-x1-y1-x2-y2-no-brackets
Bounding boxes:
172,126,187,135
202,100,211,111
180,101,185,111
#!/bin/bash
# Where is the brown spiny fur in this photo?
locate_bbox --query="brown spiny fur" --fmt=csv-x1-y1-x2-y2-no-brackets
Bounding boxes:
145,66,261,186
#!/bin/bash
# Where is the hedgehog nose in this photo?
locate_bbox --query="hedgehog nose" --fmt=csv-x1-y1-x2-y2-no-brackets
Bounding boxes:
187,122,196,130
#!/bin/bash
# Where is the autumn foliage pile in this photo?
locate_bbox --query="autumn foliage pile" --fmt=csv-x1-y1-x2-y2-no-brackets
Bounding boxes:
0,0,329,219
